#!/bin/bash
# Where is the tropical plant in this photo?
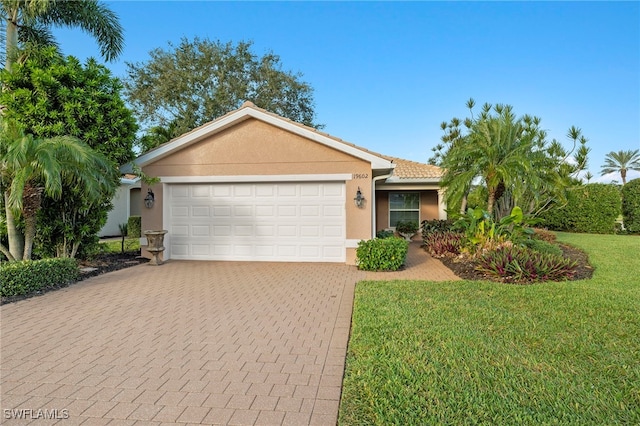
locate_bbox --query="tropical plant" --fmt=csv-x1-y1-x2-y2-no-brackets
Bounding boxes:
475,245,577,283
0,46,137,258
423,231,464,257
421,219,455,239
600,149,640,185
1,0,123,70
432,99,589,218
123,37,321,146
0,121,116,261
452,206,536,255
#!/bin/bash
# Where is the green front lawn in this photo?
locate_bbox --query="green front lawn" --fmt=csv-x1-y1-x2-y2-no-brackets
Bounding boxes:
339,233,640,425
98,237,141,254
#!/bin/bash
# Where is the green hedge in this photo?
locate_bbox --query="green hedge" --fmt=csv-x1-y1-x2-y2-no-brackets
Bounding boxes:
356,238,409,271
622,179,640,233
127,215,141,238
1,258,79,298
540,184,621,234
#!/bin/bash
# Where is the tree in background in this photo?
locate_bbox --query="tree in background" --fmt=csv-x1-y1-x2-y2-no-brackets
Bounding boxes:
600,149,640,185
431,99,589,218
1,0,123,70
124,37,320,152
0,121,116,261
0,46,137,258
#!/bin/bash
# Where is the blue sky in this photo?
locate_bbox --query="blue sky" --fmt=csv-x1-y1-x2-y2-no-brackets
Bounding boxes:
54,1,640,182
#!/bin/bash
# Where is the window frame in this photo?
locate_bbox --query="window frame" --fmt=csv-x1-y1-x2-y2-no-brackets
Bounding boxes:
388,191,420,228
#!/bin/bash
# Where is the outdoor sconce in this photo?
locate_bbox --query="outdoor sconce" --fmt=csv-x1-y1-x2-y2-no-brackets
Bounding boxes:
354,187,365,208
144,189,155,209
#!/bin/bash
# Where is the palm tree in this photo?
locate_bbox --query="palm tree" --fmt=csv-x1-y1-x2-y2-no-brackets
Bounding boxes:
441,104,540,215
600,149,640,185
2,0,123,70
1,121,116,261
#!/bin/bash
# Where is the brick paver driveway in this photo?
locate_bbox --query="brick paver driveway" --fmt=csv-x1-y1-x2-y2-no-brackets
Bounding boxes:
1,261,365,425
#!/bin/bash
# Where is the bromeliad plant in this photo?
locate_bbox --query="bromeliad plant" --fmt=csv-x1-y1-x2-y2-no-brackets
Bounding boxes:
476,244,577,283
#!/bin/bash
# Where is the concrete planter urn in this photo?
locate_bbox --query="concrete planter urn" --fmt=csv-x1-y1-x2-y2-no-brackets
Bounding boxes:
144,230,168,265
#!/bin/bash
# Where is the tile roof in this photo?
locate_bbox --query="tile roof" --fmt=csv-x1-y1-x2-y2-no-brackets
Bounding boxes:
382,156,443,179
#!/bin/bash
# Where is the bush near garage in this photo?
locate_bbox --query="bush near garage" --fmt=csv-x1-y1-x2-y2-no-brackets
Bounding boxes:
1,258,79,298
621,178,640,234
356,238,409,271
127,215,142,238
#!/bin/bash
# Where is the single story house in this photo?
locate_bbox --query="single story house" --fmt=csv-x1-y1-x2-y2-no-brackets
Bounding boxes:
98,174,141,237
123,102,445,265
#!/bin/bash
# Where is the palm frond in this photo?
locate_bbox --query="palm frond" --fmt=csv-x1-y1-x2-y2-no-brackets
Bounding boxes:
36,0,123,61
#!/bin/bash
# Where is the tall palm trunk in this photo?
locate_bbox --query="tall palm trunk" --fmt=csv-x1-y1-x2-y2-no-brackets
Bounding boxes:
4,190,23,260
21,184,43,260
5,8,18,71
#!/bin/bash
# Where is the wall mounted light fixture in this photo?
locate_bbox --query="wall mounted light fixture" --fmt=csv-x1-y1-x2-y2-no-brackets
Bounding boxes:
354,187,365,208
144,189,155,208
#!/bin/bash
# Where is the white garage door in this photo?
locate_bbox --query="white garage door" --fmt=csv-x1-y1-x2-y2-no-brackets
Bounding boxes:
167,182,346,262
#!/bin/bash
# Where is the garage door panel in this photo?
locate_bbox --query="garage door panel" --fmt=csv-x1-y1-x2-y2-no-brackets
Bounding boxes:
192,185,210,197
172,186,189,197
192,225,210,237
168,182,346,262
213,206,231,217
192,206,210,217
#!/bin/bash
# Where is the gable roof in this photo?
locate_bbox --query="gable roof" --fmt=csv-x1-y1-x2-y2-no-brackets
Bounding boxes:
125,101,394,172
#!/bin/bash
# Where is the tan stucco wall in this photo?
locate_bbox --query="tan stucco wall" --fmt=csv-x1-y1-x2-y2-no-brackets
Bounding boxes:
141,118,372,264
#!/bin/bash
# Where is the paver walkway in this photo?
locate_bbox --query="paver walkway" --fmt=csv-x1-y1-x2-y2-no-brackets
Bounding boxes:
1,244,457,425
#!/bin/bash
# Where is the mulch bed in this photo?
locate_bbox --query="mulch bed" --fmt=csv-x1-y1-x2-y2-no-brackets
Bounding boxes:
437,243,594,283
77,252,149,279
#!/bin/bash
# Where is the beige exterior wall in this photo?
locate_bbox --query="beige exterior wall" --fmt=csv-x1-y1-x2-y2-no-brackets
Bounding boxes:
140,118,372,264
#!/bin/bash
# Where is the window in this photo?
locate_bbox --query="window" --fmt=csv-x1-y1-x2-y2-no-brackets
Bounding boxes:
389,192,419,228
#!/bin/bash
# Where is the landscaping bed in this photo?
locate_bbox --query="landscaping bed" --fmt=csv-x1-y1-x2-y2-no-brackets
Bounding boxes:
438,242,594,282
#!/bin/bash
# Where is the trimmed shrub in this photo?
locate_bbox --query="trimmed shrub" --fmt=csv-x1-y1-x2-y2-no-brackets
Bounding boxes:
622,178,640,233
424,231,464,257
376,229,396,239
356,238,409,271
539,184,621,234
476,245,577,283
127,215,142,238
1,258,79,298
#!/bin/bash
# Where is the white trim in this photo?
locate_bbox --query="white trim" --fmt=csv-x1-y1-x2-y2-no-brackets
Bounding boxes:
345,239,361,248
437,189,448,220
384,177,441,183
162,183,171,260
376,183,440,190
159,174,353,183
128,106,394,171
139,237,147,246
